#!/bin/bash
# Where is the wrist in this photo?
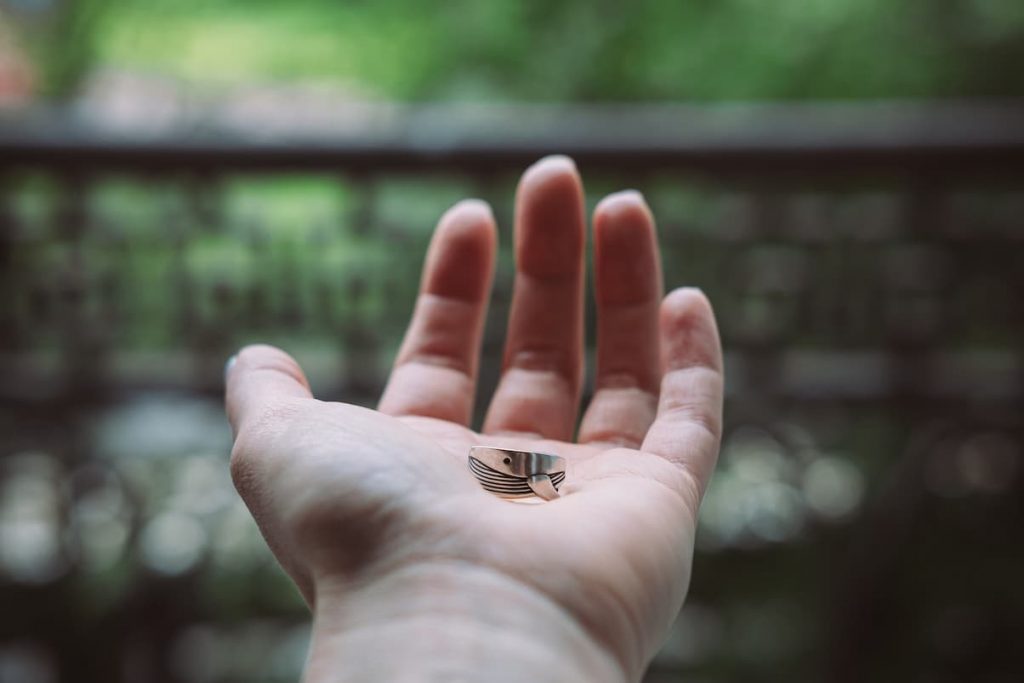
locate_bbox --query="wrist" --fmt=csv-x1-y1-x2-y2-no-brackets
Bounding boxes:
304,561,631,683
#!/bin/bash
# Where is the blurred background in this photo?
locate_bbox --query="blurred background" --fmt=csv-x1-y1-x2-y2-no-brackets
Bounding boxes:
1,1,1023,681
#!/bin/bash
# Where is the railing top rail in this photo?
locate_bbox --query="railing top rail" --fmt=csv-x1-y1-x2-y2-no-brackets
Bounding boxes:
2,101,1024,175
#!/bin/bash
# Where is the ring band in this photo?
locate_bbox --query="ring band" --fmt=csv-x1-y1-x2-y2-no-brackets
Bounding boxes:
468,447,566,500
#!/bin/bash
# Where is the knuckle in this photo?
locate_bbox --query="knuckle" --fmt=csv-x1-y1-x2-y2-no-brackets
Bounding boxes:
228,398,304,494
688,403,723,442
228,440,258,495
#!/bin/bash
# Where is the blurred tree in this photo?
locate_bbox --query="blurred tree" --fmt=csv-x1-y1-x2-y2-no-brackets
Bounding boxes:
3,0,113,100
5,0,1024,102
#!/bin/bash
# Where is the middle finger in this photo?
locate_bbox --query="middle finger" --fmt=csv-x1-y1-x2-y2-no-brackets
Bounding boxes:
483,156,586,440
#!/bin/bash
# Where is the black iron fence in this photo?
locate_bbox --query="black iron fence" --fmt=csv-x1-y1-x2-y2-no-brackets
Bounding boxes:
1,103,1022,682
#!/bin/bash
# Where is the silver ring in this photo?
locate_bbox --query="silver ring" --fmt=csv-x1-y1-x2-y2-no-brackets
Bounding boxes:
468,446,566,500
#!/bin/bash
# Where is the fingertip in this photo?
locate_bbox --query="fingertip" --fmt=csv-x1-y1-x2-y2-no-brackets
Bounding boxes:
594,190,660,306
519,154,582,198
426,199,497,302
525,153,577,176
594,189,651,224
660,288,723,372
663,286,708,310
225,344,312,439
515,155,585,278
235,342,291,363
231,343,310,387
441,198,495,227
437,198,497,250
594,189,657,256
661,287,715,333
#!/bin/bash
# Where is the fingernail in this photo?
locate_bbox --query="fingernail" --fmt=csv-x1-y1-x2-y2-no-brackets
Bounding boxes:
451,198,494,219
668,286,707,304
530,154,576,172
597,189,649,216
605,189,646,205
542,153,574,165
224,354,237,379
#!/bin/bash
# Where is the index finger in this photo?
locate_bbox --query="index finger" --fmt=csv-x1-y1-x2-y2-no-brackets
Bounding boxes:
378,199,497,425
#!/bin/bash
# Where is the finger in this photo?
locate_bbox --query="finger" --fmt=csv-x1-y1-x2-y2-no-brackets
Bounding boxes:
225,343,313,439
483,155,586,440
378,199,497,424
640,288,724,500
578,191,663,447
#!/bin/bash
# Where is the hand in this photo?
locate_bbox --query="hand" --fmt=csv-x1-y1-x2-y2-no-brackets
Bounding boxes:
225,156,724,683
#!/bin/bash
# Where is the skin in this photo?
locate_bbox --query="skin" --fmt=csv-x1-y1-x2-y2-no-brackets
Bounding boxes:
225,156,724,683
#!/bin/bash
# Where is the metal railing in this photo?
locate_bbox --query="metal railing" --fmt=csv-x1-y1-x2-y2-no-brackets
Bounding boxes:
1,102,1022,682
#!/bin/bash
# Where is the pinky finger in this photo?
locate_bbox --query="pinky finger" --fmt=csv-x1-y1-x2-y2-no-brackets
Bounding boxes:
640,288,724,503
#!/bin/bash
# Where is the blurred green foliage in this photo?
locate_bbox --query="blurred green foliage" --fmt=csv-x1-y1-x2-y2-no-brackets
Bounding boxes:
11,0,1024,101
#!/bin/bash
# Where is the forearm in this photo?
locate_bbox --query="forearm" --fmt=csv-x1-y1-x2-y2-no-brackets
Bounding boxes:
305,562,631,683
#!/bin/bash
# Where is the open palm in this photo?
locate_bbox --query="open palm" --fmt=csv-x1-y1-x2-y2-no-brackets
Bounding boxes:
225,156,724,682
